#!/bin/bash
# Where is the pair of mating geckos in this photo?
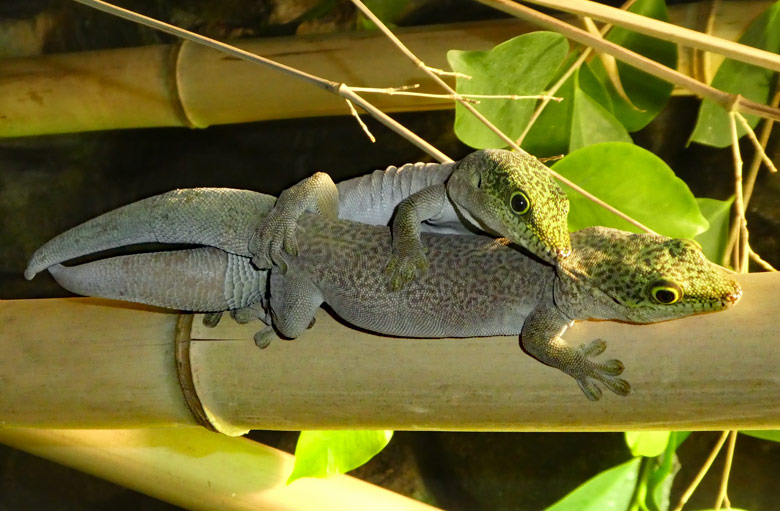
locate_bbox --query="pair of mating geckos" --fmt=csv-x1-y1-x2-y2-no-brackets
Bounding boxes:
25,150,742,400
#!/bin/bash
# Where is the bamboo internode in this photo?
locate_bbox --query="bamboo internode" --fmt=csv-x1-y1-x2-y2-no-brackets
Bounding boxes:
0,271,777,433
0,1,771,137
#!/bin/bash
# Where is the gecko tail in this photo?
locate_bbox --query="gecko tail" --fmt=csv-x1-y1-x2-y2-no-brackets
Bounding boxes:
47,247,266,313
25,188,275,280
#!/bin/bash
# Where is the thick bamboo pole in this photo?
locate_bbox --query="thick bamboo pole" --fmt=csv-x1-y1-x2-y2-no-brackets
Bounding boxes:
0,271,776,432
0,427,440,511
0,1,771,137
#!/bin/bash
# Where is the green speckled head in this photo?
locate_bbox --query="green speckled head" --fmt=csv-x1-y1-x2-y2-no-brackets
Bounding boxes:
447,149,571,264
560,226,742,322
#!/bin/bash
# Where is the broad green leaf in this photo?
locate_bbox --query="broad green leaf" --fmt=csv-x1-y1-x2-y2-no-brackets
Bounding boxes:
448,32,568,148
593,0,676,131
545,457,641,511
287,430,393,483
551,142,709,238
521,53,578,157
646,431,689,511
523,59,627,156
570,85,632,152
695,197,734,265
741,430,780,442
357,0,409,30
690,2,780,147
625,431,671,457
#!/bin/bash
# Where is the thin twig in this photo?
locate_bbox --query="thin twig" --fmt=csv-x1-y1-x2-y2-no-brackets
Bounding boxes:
714,430,737,511
516,0,780,72
476,0,780,122
735,112,778,173
351,87,562,102
345,99,376,143
724,90,780,266
71,0,452,163
672,431,730,511
750,248,777,271
729,111,749,273
349,0,658,235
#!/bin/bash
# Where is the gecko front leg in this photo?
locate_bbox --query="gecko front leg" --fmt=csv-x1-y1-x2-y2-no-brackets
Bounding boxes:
385,183,447,291
249,172,339,272
521,305,630,400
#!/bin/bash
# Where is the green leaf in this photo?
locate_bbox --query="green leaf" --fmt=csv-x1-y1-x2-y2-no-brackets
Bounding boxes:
448,32,568,148
551,142,709,238
741,430,780,442
287,430,393,483
357,0,409,30
645,432,689,511
625,431,671,457
545,457,641,511
690,2,780,147
570,85,632,152
523,59,629,156
694,197,734,265
594,0,677,131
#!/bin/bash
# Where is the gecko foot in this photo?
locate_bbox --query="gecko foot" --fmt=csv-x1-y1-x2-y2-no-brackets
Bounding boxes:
385,242,429,291
249,212,297,273
254,326,276,349
571,339,631,401
202,312,223,328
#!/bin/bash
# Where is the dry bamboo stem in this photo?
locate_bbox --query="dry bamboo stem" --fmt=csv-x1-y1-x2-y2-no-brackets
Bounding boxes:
1,269,778,433
518,0,780,71
0,427,440,511
0,2,773,138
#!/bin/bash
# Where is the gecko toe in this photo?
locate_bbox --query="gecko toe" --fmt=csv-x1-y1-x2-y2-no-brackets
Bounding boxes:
577,379,602,401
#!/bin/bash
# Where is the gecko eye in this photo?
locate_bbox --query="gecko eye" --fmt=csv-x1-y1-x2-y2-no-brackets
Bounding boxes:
510,191,530,215
649,280,683,304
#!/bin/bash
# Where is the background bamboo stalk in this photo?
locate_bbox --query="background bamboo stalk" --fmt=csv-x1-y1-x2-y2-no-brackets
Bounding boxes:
0,1,771,138
0,427,441,511
0,271,776,432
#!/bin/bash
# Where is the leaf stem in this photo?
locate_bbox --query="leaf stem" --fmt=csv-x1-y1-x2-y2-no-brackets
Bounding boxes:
672,431,729,511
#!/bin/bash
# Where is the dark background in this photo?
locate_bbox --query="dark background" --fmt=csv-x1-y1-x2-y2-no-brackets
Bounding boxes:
1,1,779,510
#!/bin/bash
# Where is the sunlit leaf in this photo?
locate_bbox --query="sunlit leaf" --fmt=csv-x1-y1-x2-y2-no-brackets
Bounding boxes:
570,85,632,152
646,431,689,511
695,197,734,265
545,457,641,511
448,32,568,148
593,0,676,131
287,430,393,484
690,2,780,147
625,431,671,457
551,142,708,238
741,430,780,442
357,0,409,30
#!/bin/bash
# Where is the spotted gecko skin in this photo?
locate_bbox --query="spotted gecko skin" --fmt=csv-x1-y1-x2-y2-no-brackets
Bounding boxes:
28,192,742,400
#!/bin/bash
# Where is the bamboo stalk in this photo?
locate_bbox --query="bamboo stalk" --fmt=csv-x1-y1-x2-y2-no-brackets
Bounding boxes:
0,427,440,511
0,2,772,138
1,270,778,432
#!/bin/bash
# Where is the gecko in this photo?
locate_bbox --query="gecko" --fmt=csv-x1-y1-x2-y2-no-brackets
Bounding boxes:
249,149,572,290
26,188,742,400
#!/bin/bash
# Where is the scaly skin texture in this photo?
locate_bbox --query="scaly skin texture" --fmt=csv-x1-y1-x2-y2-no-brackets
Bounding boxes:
250,149,571,290
28,190,742,400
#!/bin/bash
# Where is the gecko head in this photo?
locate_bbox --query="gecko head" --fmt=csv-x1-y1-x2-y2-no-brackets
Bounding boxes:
448,149,571,265
561,226,742,323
